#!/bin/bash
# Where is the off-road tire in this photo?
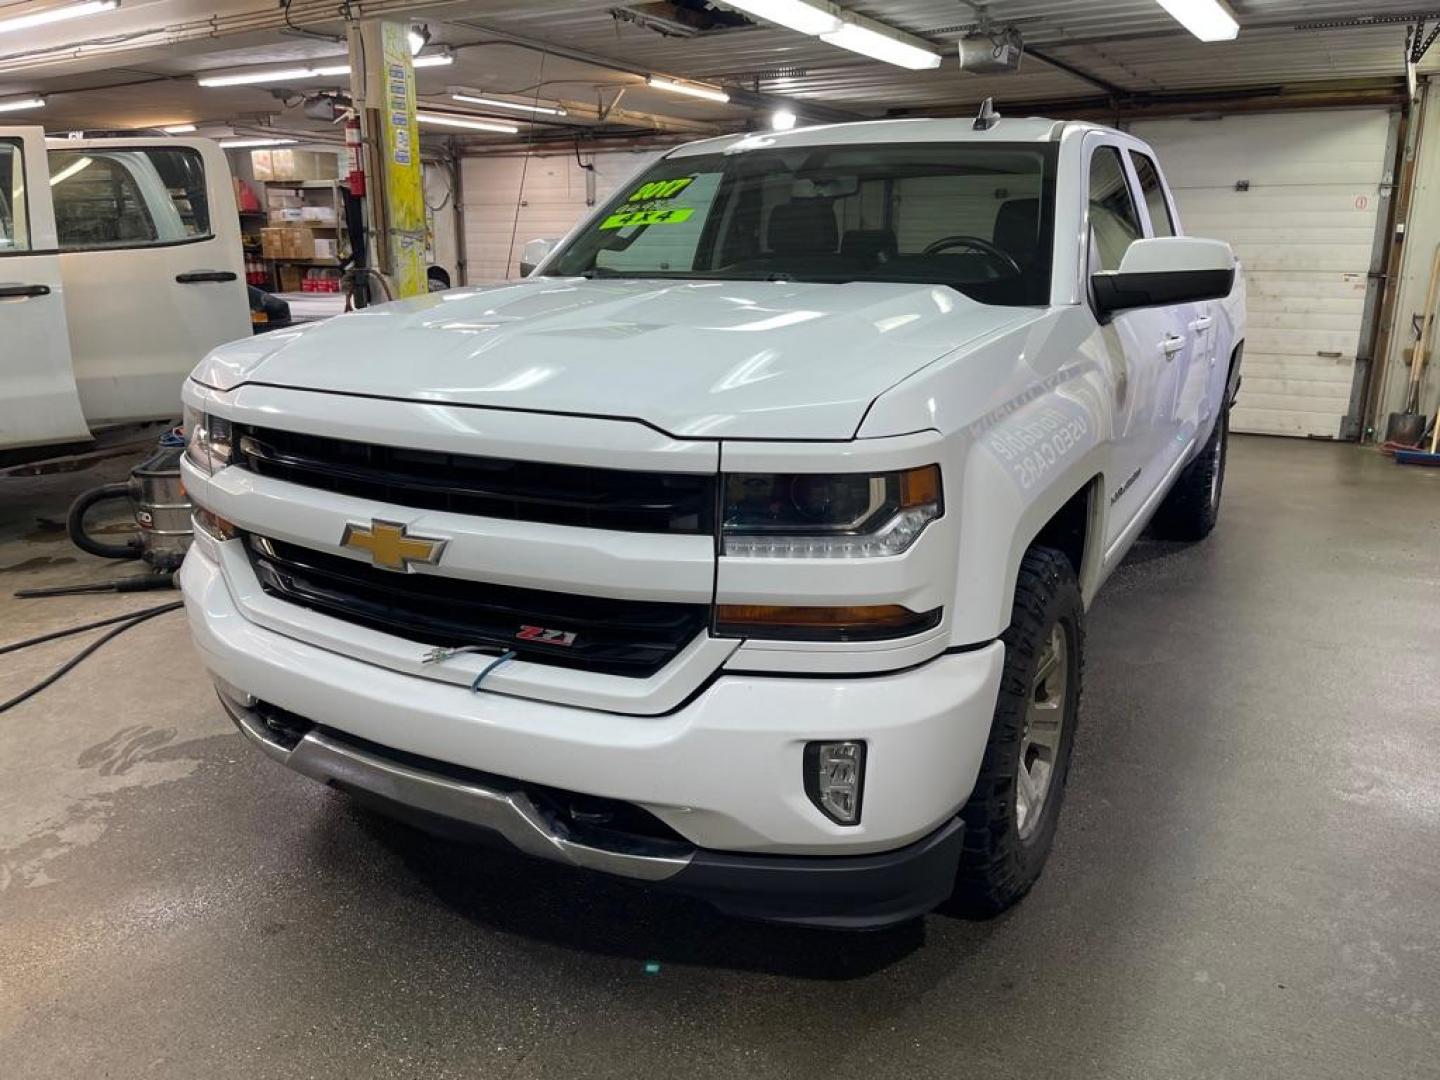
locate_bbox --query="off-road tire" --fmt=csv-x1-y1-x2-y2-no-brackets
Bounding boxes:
1150,407,1228,541
948,546,1084,917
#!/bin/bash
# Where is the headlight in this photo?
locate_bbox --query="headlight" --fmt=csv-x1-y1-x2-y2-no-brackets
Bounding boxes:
722,465,942,557
183,404,234,475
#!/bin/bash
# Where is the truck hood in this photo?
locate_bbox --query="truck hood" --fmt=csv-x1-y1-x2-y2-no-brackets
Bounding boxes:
199,278,1033,440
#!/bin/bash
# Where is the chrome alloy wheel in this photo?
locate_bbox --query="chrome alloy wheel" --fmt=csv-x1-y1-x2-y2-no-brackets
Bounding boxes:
1016,623,1069,841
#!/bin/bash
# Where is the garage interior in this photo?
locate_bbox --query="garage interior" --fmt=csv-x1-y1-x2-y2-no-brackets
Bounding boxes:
3,2,1440,1078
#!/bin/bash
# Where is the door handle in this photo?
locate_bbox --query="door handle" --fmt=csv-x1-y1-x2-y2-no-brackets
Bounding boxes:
1188,316,1213,332
176,270,238,284
1159,333,1186,358
0,283,51,299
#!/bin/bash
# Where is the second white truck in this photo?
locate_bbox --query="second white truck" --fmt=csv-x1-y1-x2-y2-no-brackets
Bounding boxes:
1,128,249,462
180,114,1244,927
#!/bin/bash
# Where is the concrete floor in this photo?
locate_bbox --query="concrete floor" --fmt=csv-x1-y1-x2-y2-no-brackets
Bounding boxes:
1,435,1438,1079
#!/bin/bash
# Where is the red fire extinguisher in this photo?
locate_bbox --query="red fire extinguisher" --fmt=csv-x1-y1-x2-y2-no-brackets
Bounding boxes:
344,113,365,197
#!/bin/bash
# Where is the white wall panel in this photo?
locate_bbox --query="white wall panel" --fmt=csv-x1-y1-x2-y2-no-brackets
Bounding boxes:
461,148,673,283
1132,109,1393,438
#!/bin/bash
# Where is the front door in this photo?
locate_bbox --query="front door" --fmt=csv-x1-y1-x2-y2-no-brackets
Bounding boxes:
0,126,89,454
48,137,249,428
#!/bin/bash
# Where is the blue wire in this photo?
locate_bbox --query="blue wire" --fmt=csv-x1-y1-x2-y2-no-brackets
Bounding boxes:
471,649,517,692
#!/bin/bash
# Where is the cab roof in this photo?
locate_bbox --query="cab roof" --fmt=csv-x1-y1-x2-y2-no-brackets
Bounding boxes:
666,117,1116,159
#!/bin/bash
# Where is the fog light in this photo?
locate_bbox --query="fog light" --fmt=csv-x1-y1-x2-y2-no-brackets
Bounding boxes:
805,740,865,825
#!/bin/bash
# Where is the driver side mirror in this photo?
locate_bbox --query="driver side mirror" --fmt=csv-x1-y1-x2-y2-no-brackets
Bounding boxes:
518,237,558,277
1092,237,1235,321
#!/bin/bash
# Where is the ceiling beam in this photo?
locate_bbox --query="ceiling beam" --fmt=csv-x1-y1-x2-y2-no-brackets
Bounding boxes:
1025,46,1128,98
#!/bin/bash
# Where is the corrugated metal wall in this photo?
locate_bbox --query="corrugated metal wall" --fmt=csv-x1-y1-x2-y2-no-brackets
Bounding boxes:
1132,109,1394,438
461,149,673,282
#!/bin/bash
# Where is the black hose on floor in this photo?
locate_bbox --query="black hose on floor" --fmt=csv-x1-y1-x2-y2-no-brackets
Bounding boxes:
0,601,183,716
66,482,142,560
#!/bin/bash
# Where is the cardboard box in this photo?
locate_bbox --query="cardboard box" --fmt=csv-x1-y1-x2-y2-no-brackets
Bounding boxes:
300,205,335,223
252,148,339,182
278,264,305,292
268,208,305,224
267,192,303,209
259,226,315,260
313,238,338,260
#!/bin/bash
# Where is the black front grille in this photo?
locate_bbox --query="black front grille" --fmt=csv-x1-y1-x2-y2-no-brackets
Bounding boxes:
233,425,716,535
247,535,706,678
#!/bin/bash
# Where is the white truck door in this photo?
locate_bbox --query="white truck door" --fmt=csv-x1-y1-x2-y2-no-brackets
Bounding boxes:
48,137,249,429
1085,139,1186,551
0,127,90,453
1129,147,1216,442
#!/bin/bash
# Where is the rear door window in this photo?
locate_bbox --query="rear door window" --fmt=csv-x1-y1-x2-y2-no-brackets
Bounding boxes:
1130,152,1176,238
49,147,211,251
0,139,28,252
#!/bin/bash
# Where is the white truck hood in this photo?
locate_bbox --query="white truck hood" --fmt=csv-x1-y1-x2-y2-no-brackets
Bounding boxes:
197,278,1032,440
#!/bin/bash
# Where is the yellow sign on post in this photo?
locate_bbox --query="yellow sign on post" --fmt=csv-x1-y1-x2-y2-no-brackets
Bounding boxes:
377,21,426,298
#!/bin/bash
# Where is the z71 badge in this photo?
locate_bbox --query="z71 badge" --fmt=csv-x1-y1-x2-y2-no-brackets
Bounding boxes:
516,625,578,647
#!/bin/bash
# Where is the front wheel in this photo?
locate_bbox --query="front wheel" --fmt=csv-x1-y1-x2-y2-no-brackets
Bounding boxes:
948,546,1084,917
1150,407,1228,541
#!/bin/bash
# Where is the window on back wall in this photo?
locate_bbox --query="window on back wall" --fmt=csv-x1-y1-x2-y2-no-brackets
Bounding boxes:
49,147,211,251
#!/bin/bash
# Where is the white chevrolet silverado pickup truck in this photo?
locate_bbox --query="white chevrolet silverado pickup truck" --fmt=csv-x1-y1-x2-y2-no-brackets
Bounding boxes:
180,116,1244,928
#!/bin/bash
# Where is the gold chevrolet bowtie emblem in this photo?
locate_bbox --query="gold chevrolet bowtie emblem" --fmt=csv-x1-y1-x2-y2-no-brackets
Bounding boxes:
339,519,448,572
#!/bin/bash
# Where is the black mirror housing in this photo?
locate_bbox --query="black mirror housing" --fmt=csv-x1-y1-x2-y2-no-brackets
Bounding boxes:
1093,266,1234,320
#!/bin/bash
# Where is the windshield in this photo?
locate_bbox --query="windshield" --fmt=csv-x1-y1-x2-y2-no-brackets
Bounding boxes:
545,141,1057,307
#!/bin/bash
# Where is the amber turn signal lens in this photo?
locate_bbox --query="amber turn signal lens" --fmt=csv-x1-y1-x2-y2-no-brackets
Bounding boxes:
899,464,941,508
193,506,237,542
714,603,942,642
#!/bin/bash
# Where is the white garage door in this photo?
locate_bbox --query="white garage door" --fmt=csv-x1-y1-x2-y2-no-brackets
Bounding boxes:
1131,110,1394,438
461,148,673,282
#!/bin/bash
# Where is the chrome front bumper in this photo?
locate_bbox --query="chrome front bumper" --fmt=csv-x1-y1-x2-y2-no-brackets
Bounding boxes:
217,685,692,883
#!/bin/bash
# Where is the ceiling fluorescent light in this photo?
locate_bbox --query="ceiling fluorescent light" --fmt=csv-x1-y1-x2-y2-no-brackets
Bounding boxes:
416,112,519,134
646,75,730,103
198,66,319,88
49,156,93,186
451,92,567,117
218,137,298,148
0,0,118,36
161,123,197,133
720,0,842,36
1153,0,1238,42
820,21,942,69
199,51,449,87
0,95,44,112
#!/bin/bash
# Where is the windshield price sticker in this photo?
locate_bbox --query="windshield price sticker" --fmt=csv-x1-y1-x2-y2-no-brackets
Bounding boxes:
627,177,694,202
600,206,695,230
598,176,697,229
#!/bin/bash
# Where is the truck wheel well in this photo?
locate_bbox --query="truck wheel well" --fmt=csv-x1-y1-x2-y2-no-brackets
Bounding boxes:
1030,479,1096,581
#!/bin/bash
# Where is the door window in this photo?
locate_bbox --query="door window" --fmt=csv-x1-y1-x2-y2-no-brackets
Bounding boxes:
49,147,211,250
1130,152,1176,238
1087,146,1142,272
0,139,28,252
